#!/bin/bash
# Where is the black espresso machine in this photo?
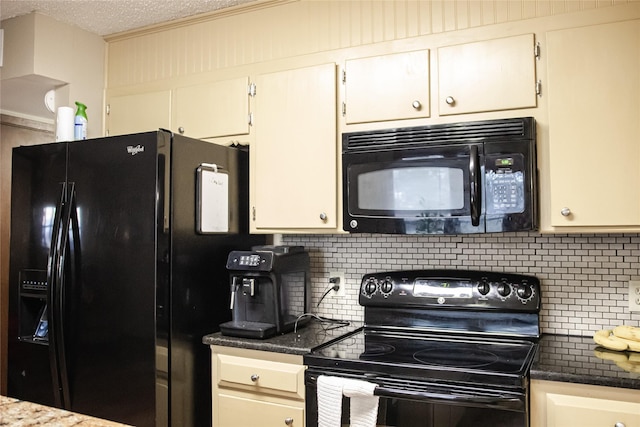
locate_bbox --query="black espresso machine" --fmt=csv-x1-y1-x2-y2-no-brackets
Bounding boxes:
219,245,310,339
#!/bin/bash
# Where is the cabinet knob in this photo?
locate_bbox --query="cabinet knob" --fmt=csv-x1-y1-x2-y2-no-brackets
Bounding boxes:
250,374,259,382
319,212,327,221
412,100,422,110
284,418,294,426
178,127,185,134
445,96,456,106
614,423,626,427
560,207,571,217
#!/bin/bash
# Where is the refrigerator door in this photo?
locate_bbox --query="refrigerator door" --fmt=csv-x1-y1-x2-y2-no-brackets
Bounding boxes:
8,143,68,408
63,132,159,426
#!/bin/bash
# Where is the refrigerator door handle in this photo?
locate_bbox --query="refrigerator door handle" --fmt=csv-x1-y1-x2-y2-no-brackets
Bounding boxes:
53,182,77,409
46,182,67,408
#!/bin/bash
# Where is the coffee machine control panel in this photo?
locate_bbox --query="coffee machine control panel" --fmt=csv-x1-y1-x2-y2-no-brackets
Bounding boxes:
227,246,307,272
237,254,263,267
227,251,274,271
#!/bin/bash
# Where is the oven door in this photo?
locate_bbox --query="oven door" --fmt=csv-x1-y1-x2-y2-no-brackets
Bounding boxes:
342,143,485,235
305,370,528,427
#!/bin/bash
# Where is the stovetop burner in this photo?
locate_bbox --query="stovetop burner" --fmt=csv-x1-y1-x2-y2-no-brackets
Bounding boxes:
413,344,499,369
360,342,395,358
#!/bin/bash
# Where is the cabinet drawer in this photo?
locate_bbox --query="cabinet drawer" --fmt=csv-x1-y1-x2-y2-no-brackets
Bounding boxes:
216,354,305,399
218,394,304,427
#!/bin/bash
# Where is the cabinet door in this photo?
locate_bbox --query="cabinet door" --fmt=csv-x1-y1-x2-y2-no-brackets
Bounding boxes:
545,393,640,427
531,380,640,427
437,33,537,115
174,77,250,138
546,20,640,227
218,394,304,427
345,50,430,124
106,90,171,136
253,63,337,230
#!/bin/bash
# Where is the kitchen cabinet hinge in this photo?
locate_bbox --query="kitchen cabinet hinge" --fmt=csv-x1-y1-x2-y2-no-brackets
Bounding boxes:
342,70,347,84
252,206,256,221
536,80,542,96
534,42,541,60
342,102,346,117
248,82,256,97
248,112,254,126
106,104,110,115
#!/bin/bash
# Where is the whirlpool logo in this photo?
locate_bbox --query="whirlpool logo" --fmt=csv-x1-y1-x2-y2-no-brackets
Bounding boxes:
126,145,144,156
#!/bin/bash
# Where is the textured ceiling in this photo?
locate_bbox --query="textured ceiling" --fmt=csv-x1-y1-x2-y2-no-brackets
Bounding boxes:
0,0,257,36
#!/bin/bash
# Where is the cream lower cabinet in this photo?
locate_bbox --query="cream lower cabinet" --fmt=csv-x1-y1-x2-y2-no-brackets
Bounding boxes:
252,62,337,231
530,379,640,427
211,345,306,427
546,19,640,230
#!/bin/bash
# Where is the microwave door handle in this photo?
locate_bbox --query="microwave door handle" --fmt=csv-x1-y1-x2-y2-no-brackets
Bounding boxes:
469,145,481,226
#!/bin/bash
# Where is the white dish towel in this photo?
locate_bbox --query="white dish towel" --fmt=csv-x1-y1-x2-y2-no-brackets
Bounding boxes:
317,375,379,427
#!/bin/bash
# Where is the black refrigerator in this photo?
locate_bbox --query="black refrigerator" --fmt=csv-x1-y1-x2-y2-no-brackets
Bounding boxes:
7,130,265,426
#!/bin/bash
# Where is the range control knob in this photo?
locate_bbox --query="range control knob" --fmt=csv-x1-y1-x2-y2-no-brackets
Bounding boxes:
380,279,393,294
364,278,377,295
516,284,534,300
497,281,511,297
477,280,490,295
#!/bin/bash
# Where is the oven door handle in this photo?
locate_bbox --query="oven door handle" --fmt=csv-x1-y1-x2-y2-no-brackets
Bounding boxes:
374,386,524,411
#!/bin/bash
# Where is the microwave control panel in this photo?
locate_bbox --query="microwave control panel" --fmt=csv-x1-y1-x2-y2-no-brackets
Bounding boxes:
485,153,526,214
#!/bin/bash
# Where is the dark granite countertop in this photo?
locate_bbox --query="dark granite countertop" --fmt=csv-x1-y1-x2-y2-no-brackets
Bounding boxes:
531,334,640,390
202,319,363,355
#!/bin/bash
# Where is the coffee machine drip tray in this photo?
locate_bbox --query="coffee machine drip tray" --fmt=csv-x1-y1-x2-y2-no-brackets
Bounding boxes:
220,246,311,339
219,320,277,339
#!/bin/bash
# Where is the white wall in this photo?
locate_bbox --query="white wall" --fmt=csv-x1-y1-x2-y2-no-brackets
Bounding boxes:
0,12,105,138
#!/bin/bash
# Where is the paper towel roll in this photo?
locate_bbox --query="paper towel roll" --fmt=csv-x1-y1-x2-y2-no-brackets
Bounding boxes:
56,106,74,142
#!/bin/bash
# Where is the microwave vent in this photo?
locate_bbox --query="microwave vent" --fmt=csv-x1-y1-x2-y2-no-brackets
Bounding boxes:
344,118,531,152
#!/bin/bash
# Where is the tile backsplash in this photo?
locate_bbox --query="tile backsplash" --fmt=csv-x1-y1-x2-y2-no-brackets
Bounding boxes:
281,233,640,336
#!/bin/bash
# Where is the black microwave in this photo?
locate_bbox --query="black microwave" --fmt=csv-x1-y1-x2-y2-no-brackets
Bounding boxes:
342,117,537,235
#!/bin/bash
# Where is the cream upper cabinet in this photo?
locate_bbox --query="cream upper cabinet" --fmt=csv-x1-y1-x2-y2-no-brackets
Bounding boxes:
106,90,172,136
546,20,640,229
252,62,337,231
437,33,537,116
174,77,250,139
211,346,305,427
344,50,430,124
530,380,640,427
106,77,250,139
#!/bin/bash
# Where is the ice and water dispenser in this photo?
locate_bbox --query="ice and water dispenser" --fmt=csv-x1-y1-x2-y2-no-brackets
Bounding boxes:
220,245,310,339
17,269,49,343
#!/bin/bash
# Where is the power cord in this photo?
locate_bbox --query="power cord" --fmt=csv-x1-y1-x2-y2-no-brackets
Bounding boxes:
316,276,341,307
294,313,350,334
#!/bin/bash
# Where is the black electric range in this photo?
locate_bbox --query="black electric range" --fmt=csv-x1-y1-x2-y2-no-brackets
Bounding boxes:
304,269,541,427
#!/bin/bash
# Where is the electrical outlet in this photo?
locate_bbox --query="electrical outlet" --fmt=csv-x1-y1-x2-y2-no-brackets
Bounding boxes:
629,281,640,312
329,271,346,297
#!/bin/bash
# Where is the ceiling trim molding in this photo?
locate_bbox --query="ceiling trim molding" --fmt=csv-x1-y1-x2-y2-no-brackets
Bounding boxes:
104,0,297,42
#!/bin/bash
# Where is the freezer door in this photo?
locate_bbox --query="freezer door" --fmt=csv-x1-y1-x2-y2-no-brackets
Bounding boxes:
64,133,159,426
8,143,67,408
